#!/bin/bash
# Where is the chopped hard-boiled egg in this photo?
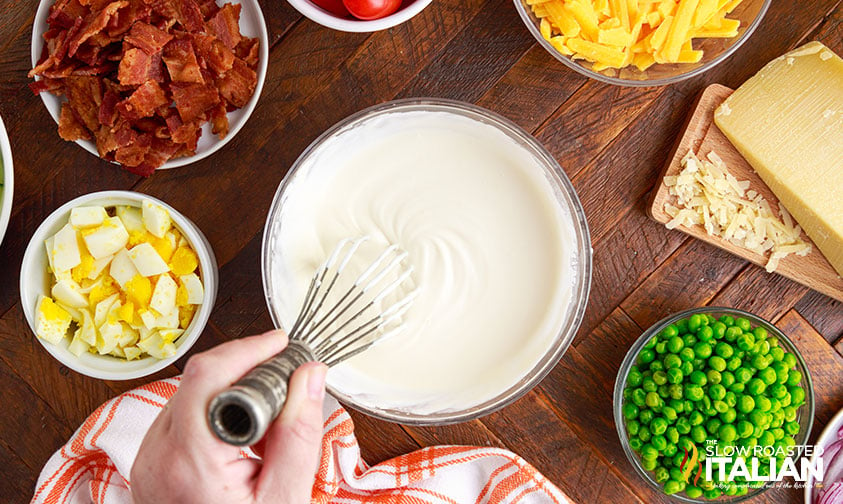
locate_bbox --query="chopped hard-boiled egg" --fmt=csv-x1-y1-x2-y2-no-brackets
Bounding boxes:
70,206,107,229
129,243,170,276
36,199,205,361
142,200,171,238
83,217,129,259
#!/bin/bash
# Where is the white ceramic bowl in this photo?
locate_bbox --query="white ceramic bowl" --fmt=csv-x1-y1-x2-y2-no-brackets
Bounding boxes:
805,407,843,503
287,0,432,32
20,191,219,380
30,0,269,169
0,114,13,247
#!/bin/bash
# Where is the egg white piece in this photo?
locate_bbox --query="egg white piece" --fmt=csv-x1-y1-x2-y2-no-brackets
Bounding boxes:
87,255,113,281
116,206,145,234
79,309,97,346
179,273,204,305
150,274,177,316
51,223,82,273
142,200,171,238
35,296,72,345
68,329,90,357
129,243,170,276
94,293,119,327
84,217,129,259
70,206,107,229
51,279,88,308
110,249,139,288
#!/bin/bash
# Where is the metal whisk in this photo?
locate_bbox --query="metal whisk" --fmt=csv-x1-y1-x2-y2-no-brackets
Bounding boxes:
208,237,417,446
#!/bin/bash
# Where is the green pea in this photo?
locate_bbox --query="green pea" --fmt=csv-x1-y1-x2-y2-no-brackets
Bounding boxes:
686,486,703,499
747,378,767,396
720,408,737,424
770,347,785,362
753,326,768,339
758,367,777,385
661,324,679,339
658,384,670,399
688,410,704,427
705,418,722,435
698,325,714,342
783,353,797,369
668,384,684,400
750,410,769,428
656,341,667,354
688,370,706,386
623,403,639,419
688,314,703,332
693,342,712,359
736,317,752,332
651,417,668,435
662,406,678,422
666,426,680,444
638,348,655,364
719,315,735,326
725,326,743,342
644,391,660,408
641,457,657,471
758,431,775,447
629,437,643,451
751,354,770,370
669,467,683,482
786,369,802,386
653,371,668,385
678,436,694,452
667,335,684,353
631,388,647,407
652,435,668,451
642,378,657,392
664,354,682,369
754,396,771,413
769,398,781,413
729,382,746,394
664,443,677,457
676,417,691,434
654,466,669,483
719,424,738,443
712,321,727,338
790,386,805,406
664,479,682,495
650,360,665,372
640,410,654,424
737,420,754,438
704,488,722,499
734,367,751,383
715,342,734,359
737,332,756,351
685,384,704,401
738,395,756,413
771,428,784,440
680,361,694,376
709,356,727,372
785,421,800,435
691,425,707,443
662,368,681,385
771,384,788,400
679,347,695,362
714,400,729,414
706,384,724,402
705,369,721,385
641,443,659,460
644,336,658,349
721,371,735,388
727,357,742,372
627,419,640,436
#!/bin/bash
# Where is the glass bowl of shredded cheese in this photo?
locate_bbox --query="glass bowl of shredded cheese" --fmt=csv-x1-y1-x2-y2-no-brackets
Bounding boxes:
514,0,771,86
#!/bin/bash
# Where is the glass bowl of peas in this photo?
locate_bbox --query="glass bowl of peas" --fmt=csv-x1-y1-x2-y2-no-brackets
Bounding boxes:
613,307,814,502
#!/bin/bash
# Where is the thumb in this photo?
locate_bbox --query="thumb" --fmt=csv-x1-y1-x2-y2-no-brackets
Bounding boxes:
256,362,327,503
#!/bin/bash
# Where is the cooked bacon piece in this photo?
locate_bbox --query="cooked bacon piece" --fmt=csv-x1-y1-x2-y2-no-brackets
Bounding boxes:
58,103,92,141
67,1,128,57
48,0,90,29
42,64,78,79
197,0,219,20
170,82,219,123
125,22,173,55
163,38,204,83
217,58,256,108
118,47,151,85
115,132,151,167
29,21,80,77
118,80,168,120
209,100,228,139
173,0,205,32
206,4,241,49
192,32,234,74
164,112,199,144
98,89,121,126
29,77,65,95
65,75,103,132
234,36,259,68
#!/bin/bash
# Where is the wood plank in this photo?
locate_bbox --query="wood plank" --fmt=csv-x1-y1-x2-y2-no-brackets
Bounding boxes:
0,439,39,503
794,291,843,345
621,238,747,330
404,420,505,450
649,85,843,302
709,265,809,324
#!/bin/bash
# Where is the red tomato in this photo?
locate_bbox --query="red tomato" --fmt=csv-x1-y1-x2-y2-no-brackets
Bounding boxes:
342,0,402,20
311,0,350,17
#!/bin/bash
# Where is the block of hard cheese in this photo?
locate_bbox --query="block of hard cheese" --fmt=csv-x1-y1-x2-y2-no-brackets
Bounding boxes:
714,41,843,277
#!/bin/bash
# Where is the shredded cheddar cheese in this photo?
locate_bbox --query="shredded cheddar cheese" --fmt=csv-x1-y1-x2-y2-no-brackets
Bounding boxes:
529,0,743,70
664,150,811,273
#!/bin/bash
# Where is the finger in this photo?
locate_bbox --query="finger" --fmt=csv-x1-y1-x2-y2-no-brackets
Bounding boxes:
256,362,327,502
176,329,288,414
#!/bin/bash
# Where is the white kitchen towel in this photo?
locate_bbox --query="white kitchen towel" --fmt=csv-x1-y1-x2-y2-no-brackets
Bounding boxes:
32,377,571,504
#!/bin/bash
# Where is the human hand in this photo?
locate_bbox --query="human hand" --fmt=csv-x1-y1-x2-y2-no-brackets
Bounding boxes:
130,330,328,504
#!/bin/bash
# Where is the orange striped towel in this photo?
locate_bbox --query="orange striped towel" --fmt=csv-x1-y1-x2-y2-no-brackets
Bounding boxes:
33,377,570,504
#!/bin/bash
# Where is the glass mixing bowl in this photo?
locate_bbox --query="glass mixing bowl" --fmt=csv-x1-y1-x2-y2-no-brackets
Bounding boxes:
613,307,815,502
514,0,771,86
261,98,592,424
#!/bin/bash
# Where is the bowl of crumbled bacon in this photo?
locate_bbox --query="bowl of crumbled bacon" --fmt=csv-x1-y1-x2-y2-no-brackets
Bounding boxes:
29,0,268,176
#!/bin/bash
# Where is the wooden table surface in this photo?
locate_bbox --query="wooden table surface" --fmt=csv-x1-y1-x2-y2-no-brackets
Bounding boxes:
1,0,842,502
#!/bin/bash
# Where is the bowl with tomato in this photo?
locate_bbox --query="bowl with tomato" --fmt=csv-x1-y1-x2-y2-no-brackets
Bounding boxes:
288,0,432,32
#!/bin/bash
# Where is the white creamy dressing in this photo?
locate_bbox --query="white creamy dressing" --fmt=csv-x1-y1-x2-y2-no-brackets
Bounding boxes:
267,109,578,414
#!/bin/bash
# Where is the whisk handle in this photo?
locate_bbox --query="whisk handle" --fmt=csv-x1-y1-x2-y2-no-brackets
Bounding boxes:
207,340,317,446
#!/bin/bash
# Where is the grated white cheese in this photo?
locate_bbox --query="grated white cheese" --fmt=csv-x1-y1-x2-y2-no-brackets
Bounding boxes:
664,150,811,273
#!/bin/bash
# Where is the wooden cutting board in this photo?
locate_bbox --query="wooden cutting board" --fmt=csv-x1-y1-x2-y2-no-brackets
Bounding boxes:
648,83,843,303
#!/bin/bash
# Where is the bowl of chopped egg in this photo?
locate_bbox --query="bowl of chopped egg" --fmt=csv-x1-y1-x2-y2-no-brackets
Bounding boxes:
20,191,218,380
514,0,771,86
